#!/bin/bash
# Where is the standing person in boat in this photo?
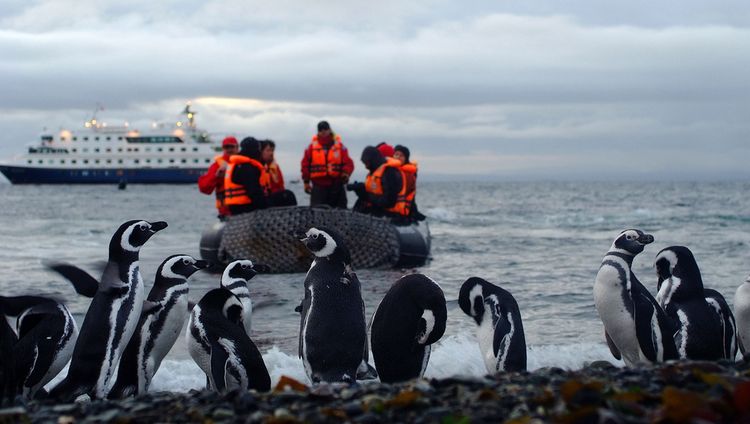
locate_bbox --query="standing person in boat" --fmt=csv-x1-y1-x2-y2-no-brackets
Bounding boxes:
393,144,426,222
223,137,270,215
300,121,354,209
348,146,411,223
261,139,297,207
198,136,238,220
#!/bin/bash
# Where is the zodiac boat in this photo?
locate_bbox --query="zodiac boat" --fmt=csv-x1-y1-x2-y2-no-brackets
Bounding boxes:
199,206,431,273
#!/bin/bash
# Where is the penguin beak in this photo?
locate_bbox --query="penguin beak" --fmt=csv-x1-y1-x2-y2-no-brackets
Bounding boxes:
149,221,169,232
194,260,210,269
638,233,654,245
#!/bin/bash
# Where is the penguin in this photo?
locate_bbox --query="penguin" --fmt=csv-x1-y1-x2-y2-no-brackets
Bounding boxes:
655,246,727,360
0,300,19,405
458,277,526,373
593,229,678,366
296,226,369,383
108,255,209,398
0,296,78,401
219,259,259,335
703,288,738,360
734,275,750,357
48,219,167,401
186,288,270,392
370,274,447,383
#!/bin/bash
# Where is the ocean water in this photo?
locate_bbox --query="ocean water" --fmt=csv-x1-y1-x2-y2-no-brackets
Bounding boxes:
1,180,749,392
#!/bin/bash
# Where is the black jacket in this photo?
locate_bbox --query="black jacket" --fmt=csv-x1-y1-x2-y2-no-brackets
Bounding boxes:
360,146,403,213
229,138,269,215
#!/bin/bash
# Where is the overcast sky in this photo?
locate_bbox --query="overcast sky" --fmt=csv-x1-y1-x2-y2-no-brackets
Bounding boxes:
1,0,748,181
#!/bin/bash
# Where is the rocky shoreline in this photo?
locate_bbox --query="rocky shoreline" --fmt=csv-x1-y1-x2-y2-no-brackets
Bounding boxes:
4,360,750,423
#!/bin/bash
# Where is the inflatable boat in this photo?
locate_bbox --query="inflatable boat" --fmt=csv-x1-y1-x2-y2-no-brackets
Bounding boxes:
199,206,431,273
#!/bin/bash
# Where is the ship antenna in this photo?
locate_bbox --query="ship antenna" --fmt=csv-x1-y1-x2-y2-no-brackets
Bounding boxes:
182,102,196,128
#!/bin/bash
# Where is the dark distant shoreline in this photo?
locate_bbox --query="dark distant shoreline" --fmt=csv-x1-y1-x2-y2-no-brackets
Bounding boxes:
6,360,750,423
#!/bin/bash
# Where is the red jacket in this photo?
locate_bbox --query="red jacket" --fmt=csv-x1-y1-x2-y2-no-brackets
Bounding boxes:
300,133,354,187
198,153,232,216
267,161,285,194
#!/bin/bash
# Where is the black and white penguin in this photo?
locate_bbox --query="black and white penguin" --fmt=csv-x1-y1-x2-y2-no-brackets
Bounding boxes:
220,259,259,335
1,296,78,400
734,275,750,356
48,219,167,401
108,255,209,398
459,277,526,373
296,226,369,383
593,229,678,366
186,288,270,392
370,274,447,383
655,246,728,360
0,299,17,405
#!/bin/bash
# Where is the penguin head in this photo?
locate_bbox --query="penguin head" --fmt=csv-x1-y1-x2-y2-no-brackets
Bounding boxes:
298,226,351,263
655,246,704,300
222,259,258,285
157,255,209,282
458,277,490,325
610,229,653,256
111,220,168,254
199,288,244,326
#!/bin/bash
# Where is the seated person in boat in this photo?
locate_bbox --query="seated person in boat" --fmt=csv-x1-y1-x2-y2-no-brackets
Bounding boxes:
393,144,426,222
261,139,297,207
376,141,395,158
223,137,270,215
348,146,414,224
198,136,238,220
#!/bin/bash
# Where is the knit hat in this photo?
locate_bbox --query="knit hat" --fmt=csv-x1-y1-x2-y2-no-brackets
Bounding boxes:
317,121,331,132
240,137,261,160
222,136,238,147
376,142,395,158
394,144,410,162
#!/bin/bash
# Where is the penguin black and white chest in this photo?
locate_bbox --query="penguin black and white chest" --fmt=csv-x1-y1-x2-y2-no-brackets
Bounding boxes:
655,246,726,360
459,277,526,373
186,288,270,392
48,219,167,401
220,259,259,335
0,295,78,400
734,275,750,356
370,274,447,383
594,229,677,366
297,227,367,383
108,255,208,398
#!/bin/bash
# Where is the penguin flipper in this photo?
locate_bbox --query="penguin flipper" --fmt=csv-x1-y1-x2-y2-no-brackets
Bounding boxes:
44,262,99,298
209,340,230,392
605,331,622,360
492,315,512,360
142,300,163,316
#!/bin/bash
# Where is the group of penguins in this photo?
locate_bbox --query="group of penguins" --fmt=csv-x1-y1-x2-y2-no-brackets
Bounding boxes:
0,219,529,405
594,229,750,366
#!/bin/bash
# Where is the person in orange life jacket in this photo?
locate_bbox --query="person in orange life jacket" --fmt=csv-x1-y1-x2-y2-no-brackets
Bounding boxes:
223,137,270,215
394,144,426,222
376,142,395,158
348,146,404,218
261,139,297,207
300,120,354,208
198,136,238,220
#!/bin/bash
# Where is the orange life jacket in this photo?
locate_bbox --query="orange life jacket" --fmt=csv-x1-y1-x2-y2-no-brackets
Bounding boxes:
365,158,411,216
223,155,270,206
400,161,418,210
308,135,345,179
214,155,229,209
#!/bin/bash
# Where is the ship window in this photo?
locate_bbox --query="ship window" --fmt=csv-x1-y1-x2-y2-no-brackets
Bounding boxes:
83,148,89,153
27,160,32,164
126,148,132,152
205,159,211,163
126,136,182,144
134,159,140,164
193,147,199,152
157,148,163,152
73,137,78,141
83,137,89,141
72,160,77,164
181,159,186,163
134,148,139,152
169,148,175,152
71,148,76,153
157,159,163,163
94,160,100,164
118,148,123,152
146,159,151,163
61,160,66,164
118,159,123,164
94,148,100,153
61,137,67,141
106,148,111,153
169,159,175,163
193,159,199,163
106,159,112,164
83,159,89,164
95,137,100,141
106,137,111,141
38,160,43,164
48,159,53,164
181,148,186,152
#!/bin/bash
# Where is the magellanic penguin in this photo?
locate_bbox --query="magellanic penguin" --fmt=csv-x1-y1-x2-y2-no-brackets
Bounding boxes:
296,226,370,383
734,275,750,357
48,220,167,401
186,288,270,392
370,274,447,383
593,229,678,366
655,246,729,360
0,295,78,401
0,299,17,406
108,255,209,398
220,259,260,335
459,277,526,373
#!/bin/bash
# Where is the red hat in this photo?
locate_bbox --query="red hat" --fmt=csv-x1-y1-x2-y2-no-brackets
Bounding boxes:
376,142,395,157
222,136,238,147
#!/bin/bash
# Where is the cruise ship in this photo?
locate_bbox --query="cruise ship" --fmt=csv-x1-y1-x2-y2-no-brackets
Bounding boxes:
0,104,221,184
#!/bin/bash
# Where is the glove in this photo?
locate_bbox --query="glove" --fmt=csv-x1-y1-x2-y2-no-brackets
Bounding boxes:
347,182,366,197
303,181,312,194
341,173,350,184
